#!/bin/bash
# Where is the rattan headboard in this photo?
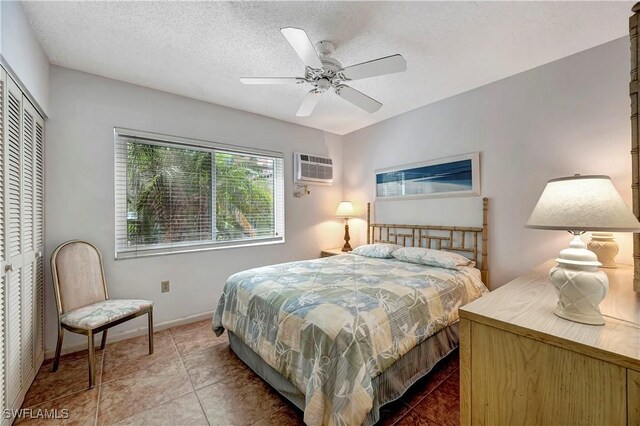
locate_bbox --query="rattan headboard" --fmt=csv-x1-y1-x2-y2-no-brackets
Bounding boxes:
366,198,489,286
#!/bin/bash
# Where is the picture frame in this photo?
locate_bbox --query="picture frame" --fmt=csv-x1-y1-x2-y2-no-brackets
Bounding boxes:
375,152,480,200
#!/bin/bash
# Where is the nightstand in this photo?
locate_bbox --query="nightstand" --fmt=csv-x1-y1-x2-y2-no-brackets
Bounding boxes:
320,248,350,257
459,261,640,426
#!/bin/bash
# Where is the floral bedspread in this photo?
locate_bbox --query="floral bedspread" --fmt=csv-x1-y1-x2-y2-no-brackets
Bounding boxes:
213,254,487,426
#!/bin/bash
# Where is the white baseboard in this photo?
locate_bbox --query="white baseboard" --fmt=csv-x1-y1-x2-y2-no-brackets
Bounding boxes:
44,310,214,360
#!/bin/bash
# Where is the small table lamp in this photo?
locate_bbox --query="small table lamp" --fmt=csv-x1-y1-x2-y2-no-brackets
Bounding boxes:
335,201,355,252
526,175,640,325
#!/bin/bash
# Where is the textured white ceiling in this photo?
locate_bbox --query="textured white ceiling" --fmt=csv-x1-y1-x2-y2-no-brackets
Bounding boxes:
23,1,633,135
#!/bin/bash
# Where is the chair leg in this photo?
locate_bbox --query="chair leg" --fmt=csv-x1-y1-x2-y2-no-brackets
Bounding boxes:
87,330,96,388
52,324,63,372
100,329,108,350
148,309,154,355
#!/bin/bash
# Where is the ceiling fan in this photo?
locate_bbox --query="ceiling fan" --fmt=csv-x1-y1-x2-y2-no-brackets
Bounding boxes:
240,27,407,117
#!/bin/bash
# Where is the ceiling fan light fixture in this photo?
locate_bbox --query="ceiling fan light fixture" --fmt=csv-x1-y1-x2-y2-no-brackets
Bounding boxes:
315,78,330,92
240,27,407,116
316,41,335,57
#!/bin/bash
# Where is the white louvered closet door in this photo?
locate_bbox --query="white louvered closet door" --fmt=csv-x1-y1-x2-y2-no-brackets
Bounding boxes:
0,67,6,425
5,70,23,416
1,68,45,420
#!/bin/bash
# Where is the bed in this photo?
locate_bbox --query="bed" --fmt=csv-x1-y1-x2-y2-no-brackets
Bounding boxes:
213,199,490,426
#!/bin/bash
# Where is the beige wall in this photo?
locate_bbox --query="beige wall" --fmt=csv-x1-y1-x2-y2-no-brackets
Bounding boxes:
342,37,633,288
45,35,634,352
45,66,344,352
1,1,50,113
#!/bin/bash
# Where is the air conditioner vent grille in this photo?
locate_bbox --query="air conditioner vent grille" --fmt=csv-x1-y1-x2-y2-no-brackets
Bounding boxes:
301,163,333,180
294,152,334,185
308,156,332,165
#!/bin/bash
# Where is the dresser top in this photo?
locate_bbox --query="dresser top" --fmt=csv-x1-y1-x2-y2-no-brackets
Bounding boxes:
460,261,640,370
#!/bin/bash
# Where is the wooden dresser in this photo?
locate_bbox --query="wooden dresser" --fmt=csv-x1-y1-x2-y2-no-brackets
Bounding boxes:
459,261,640,426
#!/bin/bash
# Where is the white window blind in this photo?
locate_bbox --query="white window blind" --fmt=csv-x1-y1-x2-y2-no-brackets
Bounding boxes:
115,128,285,258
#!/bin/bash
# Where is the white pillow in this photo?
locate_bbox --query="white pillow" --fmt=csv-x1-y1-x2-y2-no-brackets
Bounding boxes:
351,243,403,259
392,247,473,270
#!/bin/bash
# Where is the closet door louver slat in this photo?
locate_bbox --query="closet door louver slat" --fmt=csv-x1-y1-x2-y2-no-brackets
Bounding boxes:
34,257,43,361
21,102,36,383
21,264,33,383
5,77,23,411
7,90,20,260
0,76,5,262
22,109,33,253
34,122,43,249
34,119,44,362
6,269,21,409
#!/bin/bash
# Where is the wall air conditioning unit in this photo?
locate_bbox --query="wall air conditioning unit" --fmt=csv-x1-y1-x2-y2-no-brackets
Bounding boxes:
294,152,333,185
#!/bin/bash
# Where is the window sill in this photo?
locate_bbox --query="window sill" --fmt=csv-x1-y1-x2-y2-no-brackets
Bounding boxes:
115,237,285,260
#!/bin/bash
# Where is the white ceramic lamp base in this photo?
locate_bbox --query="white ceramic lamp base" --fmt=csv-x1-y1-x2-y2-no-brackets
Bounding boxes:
549,234,609,326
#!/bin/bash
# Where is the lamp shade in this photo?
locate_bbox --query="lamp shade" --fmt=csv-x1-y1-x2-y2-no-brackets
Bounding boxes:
335,201,355,217
526,175,640,232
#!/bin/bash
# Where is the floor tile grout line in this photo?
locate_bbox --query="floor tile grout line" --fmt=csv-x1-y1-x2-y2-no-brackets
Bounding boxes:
98,332,177,385
97,330,201,425
173,344,234,392
22,350,106,410
30,321,454,426
106,389,197,425
22,383,96,411
23,324,212,422
94,344,106,426
390,401,449,426
441,366,459,382
249,403,302,426
38,326,451,426
390,396,424,426
169,326,211,426
390,407,448,426
403,375,450,410
389,405,412,426
390,365,460,426
416,368,460,426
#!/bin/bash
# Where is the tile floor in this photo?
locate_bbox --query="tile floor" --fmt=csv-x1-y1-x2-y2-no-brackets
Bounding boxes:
17,319,460,425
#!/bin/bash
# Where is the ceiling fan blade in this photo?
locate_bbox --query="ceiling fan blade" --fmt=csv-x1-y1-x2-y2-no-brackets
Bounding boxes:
281,27,323,69
240,77,306,85
335,85,382,113
296,90,322,117
339,54,407,81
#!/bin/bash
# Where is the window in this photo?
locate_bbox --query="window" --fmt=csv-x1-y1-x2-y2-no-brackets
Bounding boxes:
115,128,285,258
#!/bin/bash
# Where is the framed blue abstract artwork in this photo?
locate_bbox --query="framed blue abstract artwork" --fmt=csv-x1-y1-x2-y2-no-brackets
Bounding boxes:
375,152,480,200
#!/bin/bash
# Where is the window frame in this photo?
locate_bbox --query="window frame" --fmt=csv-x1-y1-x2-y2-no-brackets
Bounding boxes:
114,127,285,259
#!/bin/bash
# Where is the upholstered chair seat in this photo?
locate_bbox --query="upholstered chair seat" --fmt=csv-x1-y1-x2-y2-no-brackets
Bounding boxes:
51,241,154,388
60,299,153,330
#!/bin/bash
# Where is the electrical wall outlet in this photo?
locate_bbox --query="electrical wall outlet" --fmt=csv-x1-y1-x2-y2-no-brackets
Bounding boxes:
161,280,170,293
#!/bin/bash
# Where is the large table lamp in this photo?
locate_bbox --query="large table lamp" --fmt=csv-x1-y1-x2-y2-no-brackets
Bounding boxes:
526,175,640,325
335,201,355,252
